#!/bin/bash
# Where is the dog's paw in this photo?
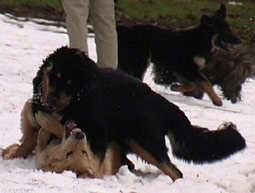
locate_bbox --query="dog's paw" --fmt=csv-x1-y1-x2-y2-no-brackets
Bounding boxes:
212,98,223,106
2,144,20,159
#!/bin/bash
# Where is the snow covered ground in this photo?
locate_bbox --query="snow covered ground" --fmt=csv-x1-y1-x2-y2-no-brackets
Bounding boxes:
0,13,254,193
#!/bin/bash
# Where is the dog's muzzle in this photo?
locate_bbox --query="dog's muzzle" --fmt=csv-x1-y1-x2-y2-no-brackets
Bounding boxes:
64,121,85,140
40,95,61,112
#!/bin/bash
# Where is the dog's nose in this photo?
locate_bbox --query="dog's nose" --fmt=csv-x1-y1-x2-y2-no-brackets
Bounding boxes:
71,128,84,140
70,128,85,140
75,132,84,140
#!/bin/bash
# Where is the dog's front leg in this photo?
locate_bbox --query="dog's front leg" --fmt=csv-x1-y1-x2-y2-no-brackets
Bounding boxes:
3,100,39,159
35,111,64,138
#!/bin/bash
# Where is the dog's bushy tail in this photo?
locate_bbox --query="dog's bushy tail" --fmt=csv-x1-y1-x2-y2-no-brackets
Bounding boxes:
168,122,246,163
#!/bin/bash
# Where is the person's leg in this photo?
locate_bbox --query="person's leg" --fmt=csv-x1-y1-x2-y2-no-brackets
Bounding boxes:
90,0,118,69
62,0,89,54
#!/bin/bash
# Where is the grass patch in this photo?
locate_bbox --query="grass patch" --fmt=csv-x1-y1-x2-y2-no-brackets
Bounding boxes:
1,0,61,8
116,0,255,43
0,0,254,43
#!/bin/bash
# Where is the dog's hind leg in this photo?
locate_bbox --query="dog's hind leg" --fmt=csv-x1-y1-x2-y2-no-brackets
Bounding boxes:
173,70,222,106
127,140,182,182
3,100,39,159
173,80,222,106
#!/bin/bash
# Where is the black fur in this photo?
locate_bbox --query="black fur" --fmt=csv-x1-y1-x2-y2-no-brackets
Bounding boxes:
117,4,240,106
171,123,246,163
36,47,246,172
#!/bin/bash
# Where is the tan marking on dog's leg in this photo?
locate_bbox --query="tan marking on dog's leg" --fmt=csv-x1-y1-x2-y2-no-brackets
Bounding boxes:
127,140,182,182
3,100,38,159
196,81,222,106
35,111,64,138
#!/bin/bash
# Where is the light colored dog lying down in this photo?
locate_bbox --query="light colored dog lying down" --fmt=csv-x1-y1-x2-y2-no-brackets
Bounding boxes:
35,118,122,178
2,100,125,178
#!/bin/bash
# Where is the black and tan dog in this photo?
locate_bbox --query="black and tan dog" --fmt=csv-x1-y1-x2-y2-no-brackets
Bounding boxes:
3,47,246,181
117,4,240,106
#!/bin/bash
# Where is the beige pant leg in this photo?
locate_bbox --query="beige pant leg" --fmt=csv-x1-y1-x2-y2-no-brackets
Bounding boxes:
62,0,89,54
90,0,118,69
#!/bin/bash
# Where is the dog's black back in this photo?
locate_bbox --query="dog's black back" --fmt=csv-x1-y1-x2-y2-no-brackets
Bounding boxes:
117,4,239,82
117,4,240,106
117,24,211,81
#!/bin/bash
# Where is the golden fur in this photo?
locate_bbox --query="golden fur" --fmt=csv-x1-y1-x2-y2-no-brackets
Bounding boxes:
3,100,122,178
2,63,69,160
35,117,122,178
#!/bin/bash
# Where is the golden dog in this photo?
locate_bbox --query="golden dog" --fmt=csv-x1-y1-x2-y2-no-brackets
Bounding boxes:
3,100,123,178
35,119,122,178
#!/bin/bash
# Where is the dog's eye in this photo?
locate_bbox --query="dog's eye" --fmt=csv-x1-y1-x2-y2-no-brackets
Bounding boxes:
82,150,87,156
66,151,73,158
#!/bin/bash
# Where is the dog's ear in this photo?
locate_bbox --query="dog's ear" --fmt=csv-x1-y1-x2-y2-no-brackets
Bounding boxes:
76,52,100,86
215,4,226,19
74,50,98,74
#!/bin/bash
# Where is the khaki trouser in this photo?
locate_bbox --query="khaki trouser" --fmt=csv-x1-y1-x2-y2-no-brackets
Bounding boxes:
62,0,118,69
